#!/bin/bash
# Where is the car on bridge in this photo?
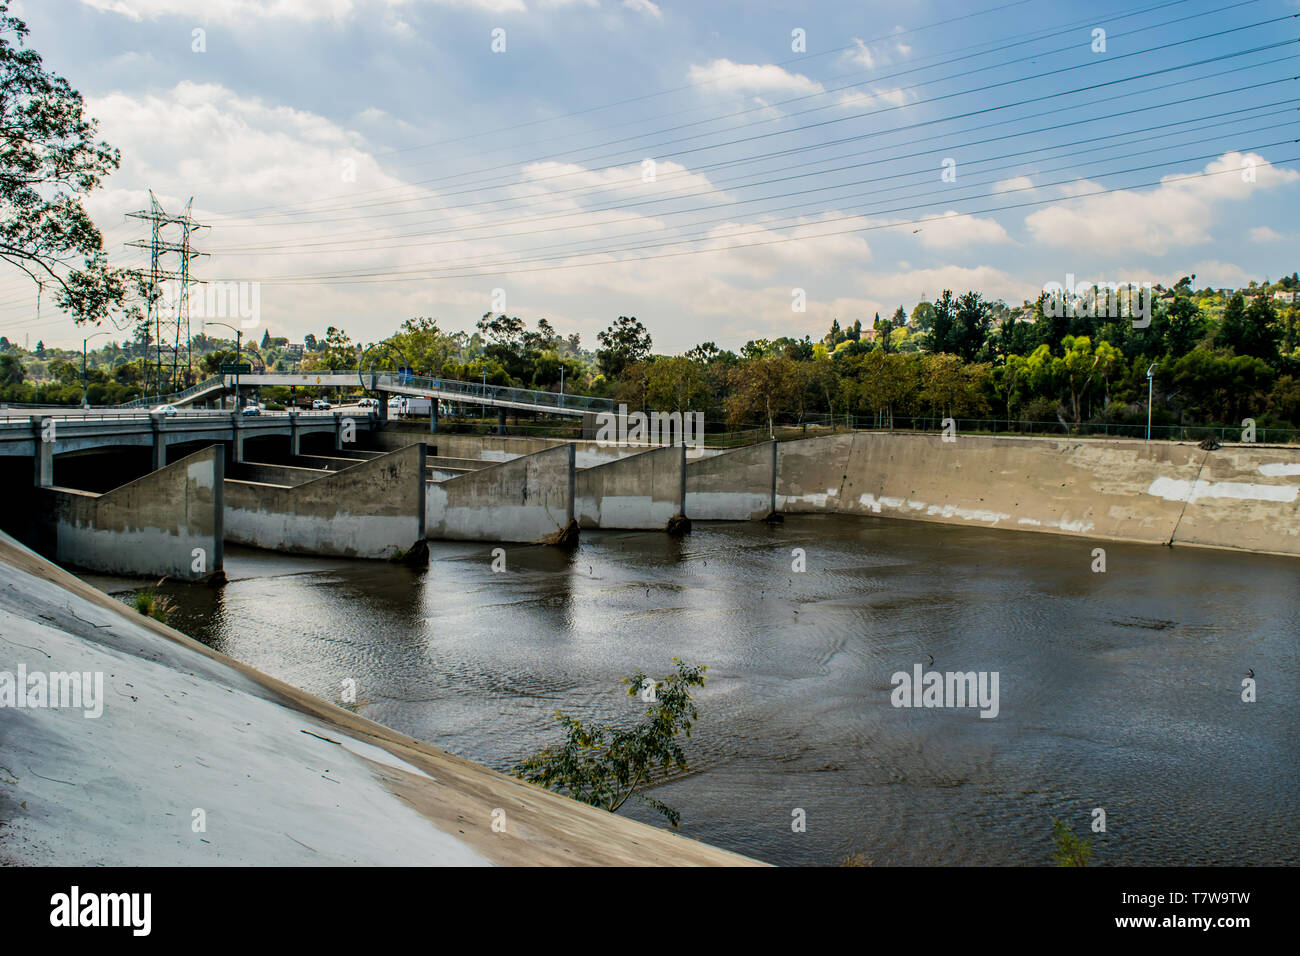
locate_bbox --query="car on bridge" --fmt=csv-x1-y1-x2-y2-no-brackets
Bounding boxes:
152,404,178,417
312,399,332,410
241,404,261,417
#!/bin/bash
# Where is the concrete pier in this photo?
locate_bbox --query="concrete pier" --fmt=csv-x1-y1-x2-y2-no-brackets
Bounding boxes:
686,440,777,520
223,444,426,559
575,445,686,530
425,444,575,542
39,445,224,580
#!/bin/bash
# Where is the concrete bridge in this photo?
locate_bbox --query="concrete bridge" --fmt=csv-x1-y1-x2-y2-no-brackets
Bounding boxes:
0,407,375,484
113,369,615,427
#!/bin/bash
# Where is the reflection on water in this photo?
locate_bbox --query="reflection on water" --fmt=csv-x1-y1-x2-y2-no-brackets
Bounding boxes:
125,516,1299,866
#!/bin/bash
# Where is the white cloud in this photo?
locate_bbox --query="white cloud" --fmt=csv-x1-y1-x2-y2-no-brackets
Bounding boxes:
687,59,824,97
1024,152,1300,255
78,0,533,21
1250,226,1284,242
844,38,875,70
912,210,1012,249
622,0,661,17
837,86,912,110
992,175,1034,194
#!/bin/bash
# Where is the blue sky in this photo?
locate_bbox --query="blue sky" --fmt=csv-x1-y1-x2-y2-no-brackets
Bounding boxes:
4,0,1299,352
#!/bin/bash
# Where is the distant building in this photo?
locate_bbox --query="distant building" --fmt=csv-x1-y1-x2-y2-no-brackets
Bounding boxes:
285,343,304,357
1272,291,1298,303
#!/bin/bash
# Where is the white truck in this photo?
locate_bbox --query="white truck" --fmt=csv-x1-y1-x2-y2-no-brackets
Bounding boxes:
398,396,432,418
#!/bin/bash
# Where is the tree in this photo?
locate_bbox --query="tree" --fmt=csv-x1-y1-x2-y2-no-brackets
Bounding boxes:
0,352,22,385
1051,818,1092,866
644,355,710,413
928,290,957,354
953,291,993,362
383,316,456,377
596,315,651,379
514,659,707,828
320,326,354,371
1163,295,1206,358
727,355,801,433
0,4,139,325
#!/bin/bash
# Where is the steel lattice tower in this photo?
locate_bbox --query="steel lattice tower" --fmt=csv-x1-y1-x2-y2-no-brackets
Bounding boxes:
126,192,208,395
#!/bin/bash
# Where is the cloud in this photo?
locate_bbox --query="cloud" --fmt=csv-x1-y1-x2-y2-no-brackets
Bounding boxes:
991,175,1034,194
836,87,912,110
77,0,534,21
912,211,1012,249
622,0,662,17
844,38,876,70
686,59,824,97
1250,226,1284,242
1023,152,1300,255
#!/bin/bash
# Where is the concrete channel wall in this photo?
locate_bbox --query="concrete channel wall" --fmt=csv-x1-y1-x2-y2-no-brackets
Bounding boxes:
224,444,426,559
41,445,223,579
775,432,1300,555
231,461,330,488
686,441,776,520
575,445,685,530
371,428,724,468
425,445,574,542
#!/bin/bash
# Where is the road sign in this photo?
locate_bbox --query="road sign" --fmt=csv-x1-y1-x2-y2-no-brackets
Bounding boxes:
221,364,251,374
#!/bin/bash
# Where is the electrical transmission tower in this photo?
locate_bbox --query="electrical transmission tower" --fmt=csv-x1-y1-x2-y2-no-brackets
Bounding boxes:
127,191,208,395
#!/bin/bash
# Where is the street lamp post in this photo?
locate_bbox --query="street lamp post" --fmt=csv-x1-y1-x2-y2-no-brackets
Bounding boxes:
1146,363,1157,441
205,322,243,410
82,331,110,408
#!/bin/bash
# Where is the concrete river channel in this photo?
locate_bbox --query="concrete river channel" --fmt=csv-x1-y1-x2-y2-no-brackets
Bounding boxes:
95,513,1298,867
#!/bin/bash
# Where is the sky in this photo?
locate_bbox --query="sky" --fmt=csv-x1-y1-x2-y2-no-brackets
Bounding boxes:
3,0,1299,352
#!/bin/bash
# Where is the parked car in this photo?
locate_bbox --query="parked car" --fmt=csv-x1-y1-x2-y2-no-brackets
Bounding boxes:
312,399,332,410
355,397,378,409
387,396,403,409
152,404,178,417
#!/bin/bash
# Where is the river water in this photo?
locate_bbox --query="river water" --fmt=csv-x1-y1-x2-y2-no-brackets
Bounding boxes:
113,516,1300,866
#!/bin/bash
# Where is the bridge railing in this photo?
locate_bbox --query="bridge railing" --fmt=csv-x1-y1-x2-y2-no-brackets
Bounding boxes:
117,375,226,409
375,372,615,414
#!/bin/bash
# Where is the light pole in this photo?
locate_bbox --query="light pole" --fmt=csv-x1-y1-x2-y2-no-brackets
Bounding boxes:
82,331,110,408
1146,363,1157,441
559,364,565,406
205,322,243,410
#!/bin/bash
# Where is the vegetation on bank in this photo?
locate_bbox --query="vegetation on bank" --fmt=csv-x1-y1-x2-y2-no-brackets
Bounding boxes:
515,659,707,828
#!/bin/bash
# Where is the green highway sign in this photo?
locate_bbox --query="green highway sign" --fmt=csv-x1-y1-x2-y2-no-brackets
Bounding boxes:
221,364,251,374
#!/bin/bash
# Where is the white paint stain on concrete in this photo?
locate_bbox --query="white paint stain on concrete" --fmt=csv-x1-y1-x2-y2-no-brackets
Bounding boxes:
1258,463,1300,477
1147,476,1298,503
775,489,838,510
187,460,214,490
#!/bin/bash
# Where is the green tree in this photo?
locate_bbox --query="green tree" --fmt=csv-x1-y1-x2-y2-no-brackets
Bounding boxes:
596,315,652,379
0,4,140,325
320,326,355,371
928,290,958,354
514,659,708,828
1051,818,1093,866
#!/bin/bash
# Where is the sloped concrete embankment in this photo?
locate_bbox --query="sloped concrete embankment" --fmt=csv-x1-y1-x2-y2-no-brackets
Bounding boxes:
0,530,759,866
774,432,1300,554
38,445,223,580
425,445,575,542
224,444,426,558
686,441,776,520
575,445,685,530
